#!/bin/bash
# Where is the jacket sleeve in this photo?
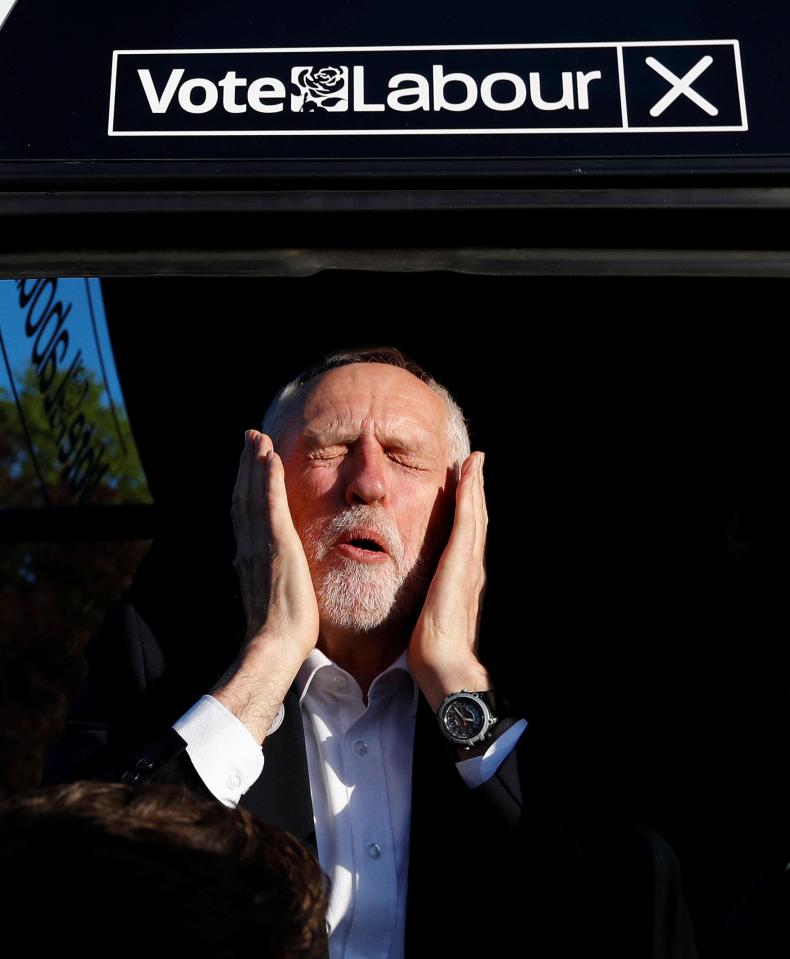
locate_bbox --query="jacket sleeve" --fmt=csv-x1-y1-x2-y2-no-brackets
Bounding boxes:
41,599,219,802
636,825,700,959
455,716,526,828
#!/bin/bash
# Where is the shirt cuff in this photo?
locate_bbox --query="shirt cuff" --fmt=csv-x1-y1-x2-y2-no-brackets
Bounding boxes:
455,718,528,788
172,694,264,807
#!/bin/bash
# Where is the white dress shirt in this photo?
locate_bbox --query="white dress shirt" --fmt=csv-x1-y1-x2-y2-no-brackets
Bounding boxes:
173,651,527,959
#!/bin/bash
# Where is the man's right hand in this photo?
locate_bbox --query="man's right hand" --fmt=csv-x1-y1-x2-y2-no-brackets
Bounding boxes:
210,430,320,745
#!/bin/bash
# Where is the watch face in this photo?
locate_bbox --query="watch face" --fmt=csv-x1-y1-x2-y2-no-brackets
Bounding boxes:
441,696,487,743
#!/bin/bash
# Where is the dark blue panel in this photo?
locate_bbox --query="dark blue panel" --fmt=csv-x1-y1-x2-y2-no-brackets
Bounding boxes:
0,0,786,170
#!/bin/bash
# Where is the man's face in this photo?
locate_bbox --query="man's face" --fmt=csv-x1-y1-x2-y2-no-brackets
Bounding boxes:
279,363,456,633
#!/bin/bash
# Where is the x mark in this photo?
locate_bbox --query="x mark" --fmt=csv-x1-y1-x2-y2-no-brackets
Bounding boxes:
646,55,718,118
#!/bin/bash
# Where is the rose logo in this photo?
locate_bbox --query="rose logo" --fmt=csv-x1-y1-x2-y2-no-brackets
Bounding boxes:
290,66,349,112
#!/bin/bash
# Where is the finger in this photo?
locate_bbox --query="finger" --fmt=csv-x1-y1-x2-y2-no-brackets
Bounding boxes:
251,434,298,546
445,453,482,555
466,454,488,583
251,432,274,524
232,431,259,557
478,453,488,529
235,429,272,508
265,448,299,541
235,432,270,560
233,429,255,508
469,453,486,531
474,454,488,564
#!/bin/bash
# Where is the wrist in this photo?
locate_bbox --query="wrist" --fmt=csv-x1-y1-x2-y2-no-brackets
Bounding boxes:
414,656,492,712
244,626,316,662
210,639,304,745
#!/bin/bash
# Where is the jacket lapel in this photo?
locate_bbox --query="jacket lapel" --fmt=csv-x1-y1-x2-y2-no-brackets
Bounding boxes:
238,685,316,848
404,695,473,954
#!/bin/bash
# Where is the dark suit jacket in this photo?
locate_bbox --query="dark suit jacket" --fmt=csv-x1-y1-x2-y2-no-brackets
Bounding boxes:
43,598,699,958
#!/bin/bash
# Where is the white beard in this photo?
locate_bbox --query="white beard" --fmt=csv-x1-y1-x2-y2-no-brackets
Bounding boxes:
300,506,431,633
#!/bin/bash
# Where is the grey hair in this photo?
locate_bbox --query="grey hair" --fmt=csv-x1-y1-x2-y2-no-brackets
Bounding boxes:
259,346,471,481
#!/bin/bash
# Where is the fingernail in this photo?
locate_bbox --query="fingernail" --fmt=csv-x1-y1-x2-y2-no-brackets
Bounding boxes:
480,452,485,469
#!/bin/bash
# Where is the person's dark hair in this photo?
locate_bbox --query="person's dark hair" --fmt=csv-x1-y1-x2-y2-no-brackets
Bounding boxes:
0,781,328,959
260,345,471,479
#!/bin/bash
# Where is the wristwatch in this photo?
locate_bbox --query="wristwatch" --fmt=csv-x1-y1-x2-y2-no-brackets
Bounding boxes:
435,690,499,750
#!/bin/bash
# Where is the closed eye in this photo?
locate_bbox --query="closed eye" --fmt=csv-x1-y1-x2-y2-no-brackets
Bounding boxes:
309,447,347,461
388,455,424,470
307,445,428,471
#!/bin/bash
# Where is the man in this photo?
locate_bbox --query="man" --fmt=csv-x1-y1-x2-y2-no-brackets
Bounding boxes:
44,345,698,958
0,780,328,959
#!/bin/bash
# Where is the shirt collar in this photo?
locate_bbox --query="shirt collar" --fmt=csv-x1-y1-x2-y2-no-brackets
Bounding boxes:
295,646,417,707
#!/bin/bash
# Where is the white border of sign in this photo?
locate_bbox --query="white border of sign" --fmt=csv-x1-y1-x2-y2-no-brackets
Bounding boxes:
0,0,19,34
107,40,748,137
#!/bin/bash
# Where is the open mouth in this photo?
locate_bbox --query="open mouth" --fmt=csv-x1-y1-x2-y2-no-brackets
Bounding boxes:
348,538,384,552
335,531,390,560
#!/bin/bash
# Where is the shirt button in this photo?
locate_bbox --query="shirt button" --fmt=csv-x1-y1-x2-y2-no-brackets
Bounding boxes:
227,772,242,790
366,843,382,860
353,740,368,756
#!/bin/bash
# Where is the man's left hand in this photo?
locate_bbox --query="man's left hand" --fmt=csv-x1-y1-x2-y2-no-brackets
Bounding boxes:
407,451,492,711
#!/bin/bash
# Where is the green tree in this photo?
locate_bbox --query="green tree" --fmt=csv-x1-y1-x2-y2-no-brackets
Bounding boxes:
1,361,154,796
1,365,151,509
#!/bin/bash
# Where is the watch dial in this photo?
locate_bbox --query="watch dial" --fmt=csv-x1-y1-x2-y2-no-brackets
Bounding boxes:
442,698,485,742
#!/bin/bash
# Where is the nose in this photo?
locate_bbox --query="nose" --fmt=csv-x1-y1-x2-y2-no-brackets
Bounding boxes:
344,440,390,506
